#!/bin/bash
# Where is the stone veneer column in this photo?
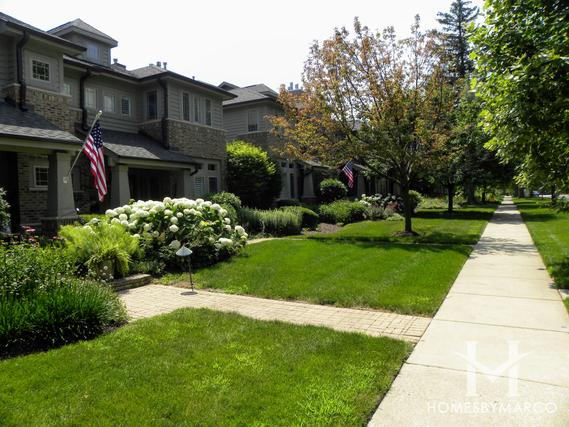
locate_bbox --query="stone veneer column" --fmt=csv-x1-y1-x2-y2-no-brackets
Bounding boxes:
110,165,131,207
46,151,77,219
302,172,315,199
176,169,193,198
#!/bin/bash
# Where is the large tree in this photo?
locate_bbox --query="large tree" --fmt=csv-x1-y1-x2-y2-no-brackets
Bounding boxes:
272,17,456,234
471,0,569,197
437,0,479,79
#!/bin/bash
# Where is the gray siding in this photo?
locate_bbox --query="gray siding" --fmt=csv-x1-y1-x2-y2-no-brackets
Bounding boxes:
0,35,16,88
84,76,140,132
64,33,111,66
167,81,223,129
23,41,64,93
223,102,281,140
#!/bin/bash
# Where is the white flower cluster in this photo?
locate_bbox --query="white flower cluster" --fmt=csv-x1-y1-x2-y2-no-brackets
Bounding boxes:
103,197,248,252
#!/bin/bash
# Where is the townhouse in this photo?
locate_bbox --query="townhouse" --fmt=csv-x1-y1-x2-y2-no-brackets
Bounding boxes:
0,13,234,231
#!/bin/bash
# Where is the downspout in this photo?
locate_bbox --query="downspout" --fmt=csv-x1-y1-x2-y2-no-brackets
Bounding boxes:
158,77,169,148
16,31,30,111
79,69,92,130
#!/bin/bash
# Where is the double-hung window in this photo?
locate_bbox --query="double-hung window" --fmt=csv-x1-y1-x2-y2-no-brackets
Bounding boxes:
205,99,212,126
121,96,131,116
193,96,200,123
247,109,258,132
33,165,49,189
85,88,97,109
182,92,190,121
103,94,116,113
147,91,157,120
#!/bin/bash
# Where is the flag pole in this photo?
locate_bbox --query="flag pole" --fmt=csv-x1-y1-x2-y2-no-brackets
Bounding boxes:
63,110,103,184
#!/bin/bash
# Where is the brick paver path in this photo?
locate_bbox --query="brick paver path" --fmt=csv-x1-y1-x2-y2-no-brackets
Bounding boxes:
119,285,431,342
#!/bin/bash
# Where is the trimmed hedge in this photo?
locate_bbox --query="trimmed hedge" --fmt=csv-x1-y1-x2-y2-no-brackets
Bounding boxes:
319,179,347,203
238,208,302,236
280,206,319,229
319,201,369,224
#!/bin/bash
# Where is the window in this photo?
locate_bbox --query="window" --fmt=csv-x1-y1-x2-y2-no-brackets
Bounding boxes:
182,92,190,121
193,96,200,123
121,96,131,116
147,91,157,120
86,43,99,60
33,166,49,188
32,60,50,81
85,88,96,109
207,164,216,171
103,94,115,113
205,99,212,126
194,176,205,196
63,83,71,96
208,177,218,193
247,110,258,132
289,174,295,198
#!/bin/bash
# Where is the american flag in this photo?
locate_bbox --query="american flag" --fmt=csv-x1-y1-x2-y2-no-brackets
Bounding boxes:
83,121,107,202
342,161,354,188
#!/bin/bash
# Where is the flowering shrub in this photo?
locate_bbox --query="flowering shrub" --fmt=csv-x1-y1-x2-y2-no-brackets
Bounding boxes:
103,197,248,271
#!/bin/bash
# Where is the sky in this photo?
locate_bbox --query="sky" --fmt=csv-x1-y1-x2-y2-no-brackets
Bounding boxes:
2,0,484,90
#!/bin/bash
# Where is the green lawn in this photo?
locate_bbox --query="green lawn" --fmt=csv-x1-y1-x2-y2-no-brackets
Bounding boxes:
309,206,497,245
189,239,471,316
515,198,569,288
0,309,411,426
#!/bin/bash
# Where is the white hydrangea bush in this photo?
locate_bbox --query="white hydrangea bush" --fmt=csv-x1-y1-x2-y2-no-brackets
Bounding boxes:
103,197,247,268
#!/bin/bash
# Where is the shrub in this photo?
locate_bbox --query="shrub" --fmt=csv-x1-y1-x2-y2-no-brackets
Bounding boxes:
226,141,282,208
319,200,369,224
280,206,319,229
260,210,302,236
319,178,347,203
104,197,247,270
60,222,141,280
418,197,447,209
407,190,423,212
238,208,303,236
205,192,242,211
276,199,300,207
0,244,126,356
0,187,10,231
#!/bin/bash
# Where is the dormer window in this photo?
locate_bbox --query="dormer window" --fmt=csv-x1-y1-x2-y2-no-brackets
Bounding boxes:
86,43,99,61
32,60,50,82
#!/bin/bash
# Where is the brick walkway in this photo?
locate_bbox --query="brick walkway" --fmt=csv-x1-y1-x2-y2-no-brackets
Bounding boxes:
119,285,431,342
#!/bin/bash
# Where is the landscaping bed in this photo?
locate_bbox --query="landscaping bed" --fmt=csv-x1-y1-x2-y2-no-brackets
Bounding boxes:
0,308,411,426
308,206,497,245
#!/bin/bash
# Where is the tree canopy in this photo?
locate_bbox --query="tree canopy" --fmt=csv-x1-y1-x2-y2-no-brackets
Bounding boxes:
471,0,569,192
272,17,457,233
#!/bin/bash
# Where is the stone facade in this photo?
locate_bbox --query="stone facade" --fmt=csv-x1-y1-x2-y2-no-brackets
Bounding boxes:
166,119,227,160
140,120,165,147
3,85,75,132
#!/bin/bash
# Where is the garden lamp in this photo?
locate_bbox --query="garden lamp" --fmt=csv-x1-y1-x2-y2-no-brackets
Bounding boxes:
176,245,194,292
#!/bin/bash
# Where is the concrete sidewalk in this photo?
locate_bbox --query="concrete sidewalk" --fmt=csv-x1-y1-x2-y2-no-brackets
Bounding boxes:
370,198,569,426
120,285,431,342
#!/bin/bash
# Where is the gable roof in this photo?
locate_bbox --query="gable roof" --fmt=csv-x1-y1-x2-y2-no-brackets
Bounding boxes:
48,18,118,47
222,83,278,107
0,101,80,144
0,12,85,53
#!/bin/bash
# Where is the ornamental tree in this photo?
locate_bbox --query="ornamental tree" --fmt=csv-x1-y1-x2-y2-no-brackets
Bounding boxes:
471,0,569,197
272,17,457,233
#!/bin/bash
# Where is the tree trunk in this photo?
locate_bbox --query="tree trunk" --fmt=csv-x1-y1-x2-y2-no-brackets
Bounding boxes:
482,187,487,204
447,182,455,215
465,181,476,205
551,185,557,206
401,185,413,233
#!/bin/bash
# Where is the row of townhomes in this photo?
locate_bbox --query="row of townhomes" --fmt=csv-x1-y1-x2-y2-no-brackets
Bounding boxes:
0,12,388,232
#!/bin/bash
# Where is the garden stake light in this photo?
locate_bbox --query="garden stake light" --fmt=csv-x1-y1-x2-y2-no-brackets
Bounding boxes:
176,245,194,291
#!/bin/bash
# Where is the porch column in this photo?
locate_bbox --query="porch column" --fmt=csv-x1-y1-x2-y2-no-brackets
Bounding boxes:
110,164,130,207
302,172,315,199
176,169,192,198
46,151,77,219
